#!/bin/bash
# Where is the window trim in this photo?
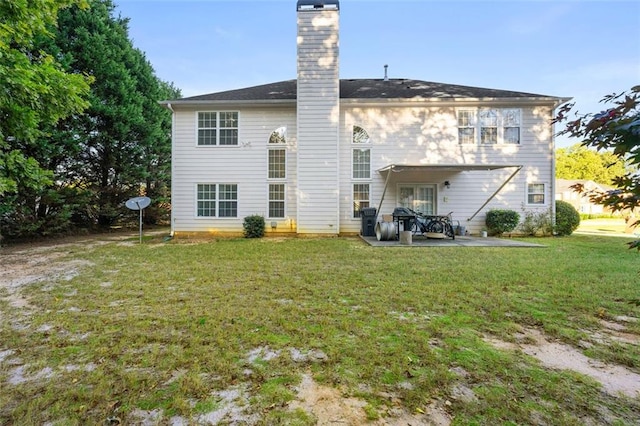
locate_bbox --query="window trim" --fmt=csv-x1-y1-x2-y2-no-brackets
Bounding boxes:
397,183,437,215
352,125,371,144
196,111,239,146
352,147,371,180
526,182,547,206
268,148,287,180
195,183,238,218
268,183,286,219
456,108,521,145
352,183,370,219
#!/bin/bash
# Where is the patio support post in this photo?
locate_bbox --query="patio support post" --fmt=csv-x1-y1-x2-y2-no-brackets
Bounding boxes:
375,165,394,222
467,166,523,221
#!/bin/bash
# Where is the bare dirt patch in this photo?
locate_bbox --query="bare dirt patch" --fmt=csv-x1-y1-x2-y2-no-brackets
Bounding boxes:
485,327,640,398
289,373,451,426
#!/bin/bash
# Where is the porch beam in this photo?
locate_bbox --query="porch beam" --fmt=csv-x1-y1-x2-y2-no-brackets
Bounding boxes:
375,165,394,221
467,166,523,221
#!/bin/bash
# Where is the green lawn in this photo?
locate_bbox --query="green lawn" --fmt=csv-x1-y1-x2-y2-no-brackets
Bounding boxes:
1,233,639,425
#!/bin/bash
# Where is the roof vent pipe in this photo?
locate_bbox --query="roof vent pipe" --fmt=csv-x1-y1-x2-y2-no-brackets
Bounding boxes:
384,64,389,81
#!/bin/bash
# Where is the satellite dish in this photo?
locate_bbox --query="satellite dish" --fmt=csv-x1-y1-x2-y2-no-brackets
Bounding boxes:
125,196,152,243
126,196,151,210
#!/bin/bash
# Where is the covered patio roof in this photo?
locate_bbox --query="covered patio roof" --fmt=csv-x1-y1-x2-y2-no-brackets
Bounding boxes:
376,163,523,221
377,163,521,173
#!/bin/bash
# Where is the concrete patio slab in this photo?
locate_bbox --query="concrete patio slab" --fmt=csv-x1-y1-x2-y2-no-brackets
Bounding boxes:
360,235,545,248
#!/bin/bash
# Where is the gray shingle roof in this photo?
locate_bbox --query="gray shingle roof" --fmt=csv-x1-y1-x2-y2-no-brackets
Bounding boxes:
176,78,557,102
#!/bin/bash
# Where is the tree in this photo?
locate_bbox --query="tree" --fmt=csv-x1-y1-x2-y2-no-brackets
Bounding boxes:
554,85,640,249
0,0,91,241
555,144,626,185
49,0,179,227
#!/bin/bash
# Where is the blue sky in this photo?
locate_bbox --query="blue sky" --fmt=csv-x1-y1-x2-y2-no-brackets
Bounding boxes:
115,0,639,148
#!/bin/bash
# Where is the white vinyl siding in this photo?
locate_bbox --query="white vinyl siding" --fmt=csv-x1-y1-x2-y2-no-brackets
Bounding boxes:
296,7,340,234
197,111,238,146
339,105,554,234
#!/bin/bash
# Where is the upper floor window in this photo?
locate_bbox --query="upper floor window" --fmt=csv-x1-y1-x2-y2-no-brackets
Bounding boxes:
268,126,287,179
352,125,371,179
352,125,370,144
269,126,287,144
457,109,521,145
197,112,238,146
268,150,286,179
353,148,370,179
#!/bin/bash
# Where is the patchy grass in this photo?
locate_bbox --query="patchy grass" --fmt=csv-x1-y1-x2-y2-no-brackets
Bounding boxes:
1,233,639,424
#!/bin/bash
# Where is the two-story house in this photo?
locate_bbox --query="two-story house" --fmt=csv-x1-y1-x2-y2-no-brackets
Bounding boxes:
162,0,569,237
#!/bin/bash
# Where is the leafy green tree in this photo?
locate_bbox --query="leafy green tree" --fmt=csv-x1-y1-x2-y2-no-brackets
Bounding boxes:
0,0,91,241
554,85,640,249
51,0,179,227
555,144,626,185
1,0,178,240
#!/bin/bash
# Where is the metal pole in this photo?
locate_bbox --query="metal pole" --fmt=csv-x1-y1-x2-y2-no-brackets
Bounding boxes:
136,201,142,244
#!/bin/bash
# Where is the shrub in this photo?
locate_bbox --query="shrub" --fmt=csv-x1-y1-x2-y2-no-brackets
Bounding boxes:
555,200,580,236
519,208,553,236
243,215,265,238
485,209,520,236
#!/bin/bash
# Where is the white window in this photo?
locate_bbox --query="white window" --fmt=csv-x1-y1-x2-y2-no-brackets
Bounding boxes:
352,125,370,144
267,128,286,218
457,109,521,145
353,184,370,218
268,150,286,179
269,183,285,218
527,183,546,205
197,112,238,146
502,109,521,144
268,127,287,179
269,126,287,145
457,110,476,144
352,149,370,179
480,110,498,144
398,185,435,215
196,183,238,217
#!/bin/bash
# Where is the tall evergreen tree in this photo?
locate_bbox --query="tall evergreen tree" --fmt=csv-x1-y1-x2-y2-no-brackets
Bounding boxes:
0,0,91,239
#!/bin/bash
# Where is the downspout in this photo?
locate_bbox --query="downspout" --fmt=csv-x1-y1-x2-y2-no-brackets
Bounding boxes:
467,166,523,221
166,103,176,237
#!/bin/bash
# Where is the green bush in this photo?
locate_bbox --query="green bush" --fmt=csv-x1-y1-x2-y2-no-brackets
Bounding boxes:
555,200,580,236
485,209,520,236
243,215,265,238
519,208,553,236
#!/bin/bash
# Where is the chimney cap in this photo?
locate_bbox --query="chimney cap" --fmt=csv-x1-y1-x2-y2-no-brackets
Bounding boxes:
297,0,339,11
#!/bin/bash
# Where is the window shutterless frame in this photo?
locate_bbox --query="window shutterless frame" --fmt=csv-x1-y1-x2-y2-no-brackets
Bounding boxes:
526,182,546,206
195,183,238,218
196,111,239,146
